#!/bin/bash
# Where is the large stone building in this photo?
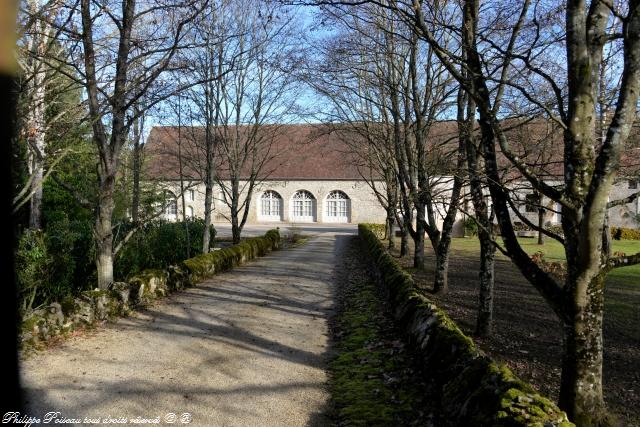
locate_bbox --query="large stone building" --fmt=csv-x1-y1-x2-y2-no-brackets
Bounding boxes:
144,123,640,231
144,124,388,225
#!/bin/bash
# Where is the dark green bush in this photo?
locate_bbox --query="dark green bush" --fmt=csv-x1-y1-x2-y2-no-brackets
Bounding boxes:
15,230,52,313
115,218,216,280
464,217,478,237
16,218,96,314
46,217,96,295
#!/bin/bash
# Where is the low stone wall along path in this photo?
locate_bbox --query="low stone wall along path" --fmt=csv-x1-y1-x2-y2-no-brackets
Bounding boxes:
20,231,353,426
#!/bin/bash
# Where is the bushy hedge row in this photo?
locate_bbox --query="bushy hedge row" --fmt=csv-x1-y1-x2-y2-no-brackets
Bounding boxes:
183,229,280,282
115,218,216,280
16,220,95,314
15,218,215,315
611,227,640,240
542,225,640,240
360,223,386,239
358,224,573,426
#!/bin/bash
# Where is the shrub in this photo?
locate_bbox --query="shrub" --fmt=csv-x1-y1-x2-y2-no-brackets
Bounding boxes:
46,217,96,295
545,224,564,238
464,217,478,237
15,229,53,313
183,229,280,282
115,219,216,280
361,223,386,239
15,216,98,315
611,227,640,240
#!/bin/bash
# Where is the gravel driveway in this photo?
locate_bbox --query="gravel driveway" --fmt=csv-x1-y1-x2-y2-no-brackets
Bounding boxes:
20,232,352,426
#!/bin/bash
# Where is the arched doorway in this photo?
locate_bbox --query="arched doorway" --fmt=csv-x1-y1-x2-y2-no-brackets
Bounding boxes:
291,190,316,222
325,190,350,223
259,190,283,221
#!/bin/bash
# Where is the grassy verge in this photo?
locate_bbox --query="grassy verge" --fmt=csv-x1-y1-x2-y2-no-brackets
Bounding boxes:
329,237,439,426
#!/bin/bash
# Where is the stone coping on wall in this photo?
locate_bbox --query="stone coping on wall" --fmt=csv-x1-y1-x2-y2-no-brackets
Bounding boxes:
20,229,281,353
358,224,573,427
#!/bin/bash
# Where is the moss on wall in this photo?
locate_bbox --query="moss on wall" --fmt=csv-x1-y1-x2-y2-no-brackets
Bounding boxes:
182,229,280,282
358,224,573,426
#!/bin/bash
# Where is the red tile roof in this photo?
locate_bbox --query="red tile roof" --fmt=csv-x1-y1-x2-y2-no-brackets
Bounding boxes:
144,124,370,181
144,121,640,182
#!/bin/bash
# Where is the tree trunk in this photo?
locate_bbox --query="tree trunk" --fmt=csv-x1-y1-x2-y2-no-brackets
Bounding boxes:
202,183,213,253
231,214,240,244
28,145,43,229
433,244,450,293
231,179,241,244
95,175,115,289
559,275,608,426
475,228,495,336
386,208,395,250
176,112,190,259
131,138,141,224
537,192,545,245
27,70,45,230
414,203,426,269
400,217,410,257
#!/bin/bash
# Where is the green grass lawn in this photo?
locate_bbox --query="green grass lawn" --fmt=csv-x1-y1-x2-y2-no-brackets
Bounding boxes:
450,237,640,283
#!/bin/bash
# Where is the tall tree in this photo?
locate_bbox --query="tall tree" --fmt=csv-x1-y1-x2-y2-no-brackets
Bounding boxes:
310,3,464,289
17,0,70,229
403,0,640,422
61,0,205,289
184,0,300,244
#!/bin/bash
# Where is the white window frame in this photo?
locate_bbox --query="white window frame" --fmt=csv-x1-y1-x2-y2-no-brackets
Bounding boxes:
187,189,195,201
291,190,316,222
325,190,350,223
259,190,283,221
186,206,194,218
165,198,177,219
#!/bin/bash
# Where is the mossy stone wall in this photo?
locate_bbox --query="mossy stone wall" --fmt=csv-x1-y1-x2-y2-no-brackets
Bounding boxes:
358,224,573,426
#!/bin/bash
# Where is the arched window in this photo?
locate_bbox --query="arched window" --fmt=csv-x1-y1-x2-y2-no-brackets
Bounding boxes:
162,191,178,220
260,190,283,220
186,206,194,218
291,190,316,221
326,190,350,222
165,200,177,215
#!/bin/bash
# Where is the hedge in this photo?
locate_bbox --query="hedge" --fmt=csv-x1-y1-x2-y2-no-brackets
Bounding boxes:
358,224,573,426
21,229,280,352
611,227,640,240
182,229,280,282
360,223,386,239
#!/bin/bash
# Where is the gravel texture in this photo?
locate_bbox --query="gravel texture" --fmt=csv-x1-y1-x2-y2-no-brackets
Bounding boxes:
20,232,352,426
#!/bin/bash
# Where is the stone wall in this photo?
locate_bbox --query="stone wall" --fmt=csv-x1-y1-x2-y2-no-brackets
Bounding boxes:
20,230,280,352
358,224,574,426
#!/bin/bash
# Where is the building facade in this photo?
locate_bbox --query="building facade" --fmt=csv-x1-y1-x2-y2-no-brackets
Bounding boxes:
147,124,640,232
159,179,387,225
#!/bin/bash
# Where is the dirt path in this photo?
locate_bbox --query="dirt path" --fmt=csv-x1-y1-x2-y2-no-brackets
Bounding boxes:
20,232,352,426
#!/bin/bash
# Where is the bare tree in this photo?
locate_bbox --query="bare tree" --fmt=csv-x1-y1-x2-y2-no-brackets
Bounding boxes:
47,0,206,289
184,0,300,244
16,0,76,229
401,0,640,422
310,3,464,291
